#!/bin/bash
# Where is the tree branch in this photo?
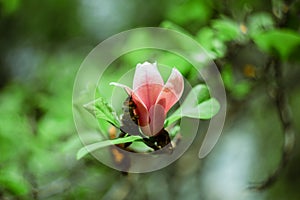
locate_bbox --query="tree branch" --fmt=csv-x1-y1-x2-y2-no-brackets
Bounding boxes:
250,58,295,190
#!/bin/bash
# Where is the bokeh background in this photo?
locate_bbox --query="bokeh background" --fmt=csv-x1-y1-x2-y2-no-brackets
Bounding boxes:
1,0,300,199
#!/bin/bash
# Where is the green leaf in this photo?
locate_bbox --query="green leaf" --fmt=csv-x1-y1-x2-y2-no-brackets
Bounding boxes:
84,97,120,128
169,125,180,137
212,18,241,41
221,64,234,90
175,84,210,113
247,12,275,36
232,81,251,99
196,27,215,56
1,0,20,15
160,21,192,36
195,98,220,119
165,85,220,126
76,136,142,160
166,1,211,26
0,167,29,195
196,27,227,59
185,84,210,105
252,29,300,60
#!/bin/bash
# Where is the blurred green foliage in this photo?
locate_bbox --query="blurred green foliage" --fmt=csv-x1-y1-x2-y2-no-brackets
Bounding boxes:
1,0,300,199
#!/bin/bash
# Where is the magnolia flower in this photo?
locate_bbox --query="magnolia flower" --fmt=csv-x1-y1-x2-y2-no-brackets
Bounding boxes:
110,62,184,136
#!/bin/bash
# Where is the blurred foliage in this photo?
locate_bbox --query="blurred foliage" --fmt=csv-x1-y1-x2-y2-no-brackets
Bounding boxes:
0,0,300,199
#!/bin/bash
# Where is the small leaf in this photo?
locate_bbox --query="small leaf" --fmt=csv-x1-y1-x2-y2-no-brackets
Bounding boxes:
166,1,211,26
221,64,234,90
0,168,29,195
193,98,220,119
76,135,142,160
252,29,300,60
164,113,181,127
196,27,227,58
212,18,241,41
169,125,180,137
232,81,251,99
84,97,120,128
165,85,220,126
247,12,275,36
183,84,210,105
160,21,192,36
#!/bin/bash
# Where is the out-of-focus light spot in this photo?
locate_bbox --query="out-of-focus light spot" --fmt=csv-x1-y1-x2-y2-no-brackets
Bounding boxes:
240,24,248,34
283,4,289,13
79,0,135,40
5,46,42,81
193,52,209,64
243,64,256,78
200,121,263,200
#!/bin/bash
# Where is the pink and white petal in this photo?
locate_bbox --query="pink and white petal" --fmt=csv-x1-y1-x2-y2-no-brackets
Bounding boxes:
141,104,166,136
133,62,164,108
149,104,166,136
156,68,184,113
131,92,149,126
134,83,163,110
109,82,133,95
133,62,164,90
110,82,150,127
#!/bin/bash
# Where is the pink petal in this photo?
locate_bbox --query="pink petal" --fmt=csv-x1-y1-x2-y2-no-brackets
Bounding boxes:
131,92,149,127
156,68,184,113
110,82,149,126
134,84,163,110
110,82,148,109
140,104,166,136
133,62,164,109
133,62,164,90
109,82,132,95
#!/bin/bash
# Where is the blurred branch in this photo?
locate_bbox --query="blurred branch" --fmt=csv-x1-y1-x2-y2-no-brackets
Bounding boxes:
249,0,297,190
250,58,295,190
